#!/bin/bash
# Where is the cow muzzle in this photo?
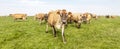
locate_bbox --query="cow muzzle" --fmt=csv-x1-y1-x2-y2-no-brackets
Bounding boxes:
62,20,67,24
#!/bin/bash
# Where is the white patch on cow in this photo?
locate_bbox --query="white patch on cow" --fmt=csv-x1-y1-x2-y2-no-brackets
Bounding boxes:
78,21,82,23
55,23,61,29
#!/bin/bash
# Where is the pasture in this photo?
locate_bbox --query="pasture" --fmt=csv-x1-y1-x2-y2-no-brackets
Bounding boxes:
0,16,120,49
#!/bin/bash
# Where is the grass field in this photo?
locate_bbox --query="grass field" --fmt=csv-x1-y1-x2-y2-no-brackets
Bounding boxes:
0,16,120,49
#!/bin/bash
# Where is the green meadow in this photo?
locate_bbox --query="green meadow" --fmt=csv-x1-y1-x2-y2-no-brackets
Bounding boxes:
0,16,120,49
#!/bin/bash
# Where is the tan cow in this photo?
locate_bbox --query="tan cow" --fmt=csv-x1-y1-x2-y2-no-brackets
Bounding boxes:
71,13,83,28
11,14,27,21
111,16,116,18
82,13,92,24
92,14,98,20
35,13,46,24
46,9,68,44
67,12,73,23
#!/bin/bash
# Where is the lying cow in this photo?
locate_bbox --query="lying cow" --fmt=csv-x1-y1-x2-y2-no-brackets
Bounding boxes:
10,14,27,21
46,9,68,43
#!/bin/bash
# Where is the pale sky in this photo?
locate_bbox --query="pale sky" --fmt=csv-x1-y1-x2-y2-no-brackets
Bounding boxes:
0,0,120,16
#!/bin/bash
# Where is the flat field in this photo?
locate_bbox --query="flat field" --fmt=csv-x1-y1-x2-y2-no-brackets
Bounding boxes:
0,16,120,49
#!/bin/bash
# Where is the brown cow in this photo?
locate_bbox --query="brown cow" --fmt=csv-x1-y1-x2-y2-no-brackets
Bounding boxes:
111,16,116,18
11,14,27,21
105,15,116,18
46,9,68,43
105,15,110,18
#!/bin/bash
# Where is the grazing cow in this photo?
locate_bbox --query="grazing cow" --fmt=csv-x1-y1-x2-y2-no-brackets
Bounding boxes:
35,13,45,24
71,13,82,28
46,9,68,43
82,13,92,24
11,14,27,21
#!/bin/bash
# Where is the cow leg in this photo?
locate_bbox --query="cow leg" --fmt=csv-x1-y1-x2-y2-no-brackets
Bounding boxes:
45,24,49,33
69,20,72,24
74,20,77,27
52,26,56,37
84,21,87,24
89,20,91,24
61,24,66,44
39,19,42,24
65,22,68,28
14,18,17,21
77,23,81,29
87,20,90,24
23,17,26,20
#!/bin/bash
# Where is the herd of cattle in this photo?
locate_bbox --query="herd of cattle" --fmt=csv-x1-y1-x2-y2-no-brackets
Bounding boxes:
9,9,116,44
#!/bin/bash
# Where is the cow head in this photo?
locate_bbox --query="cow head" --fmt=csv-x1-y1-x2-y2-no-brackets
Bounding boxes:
60,9,68,25
77,14,82,28
44,14,48,22
82,14,87,23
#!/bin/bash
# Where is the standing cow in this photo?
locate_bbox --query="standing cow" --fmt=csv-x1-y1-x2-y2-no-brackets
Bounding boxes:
92,14,98,20
35,13,46,24
67,12,73,24
46,9,68,43
10,14,27,21
70,13,83,28
82,13,92,24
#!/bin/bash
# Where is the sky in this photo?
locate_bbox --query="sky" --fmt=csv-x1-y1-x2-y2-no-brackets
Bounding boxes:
0,0,120,16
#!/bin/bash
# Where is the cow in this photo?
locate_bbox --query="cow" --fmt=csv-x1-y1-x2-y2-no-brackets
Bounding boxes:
34,13,46,24
44,13,48,22
111,16,116,18
105,15,116,18
10,14,27,21
9,14,12,17
71,13,83,28
67,12,73,24
82,13,92,24
45,9,68,44
92,14,98,20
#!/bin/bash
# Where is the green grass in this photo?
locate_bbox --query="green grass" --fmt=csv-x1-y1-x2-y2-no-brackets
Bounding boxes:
0,16,120,49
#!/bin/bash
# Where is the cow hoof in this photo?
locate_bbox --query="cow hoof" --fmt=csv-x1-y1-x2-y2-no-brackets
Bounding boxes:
54,35,56,37
77,27,80,29
63,41,67,44
45,31,48,33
